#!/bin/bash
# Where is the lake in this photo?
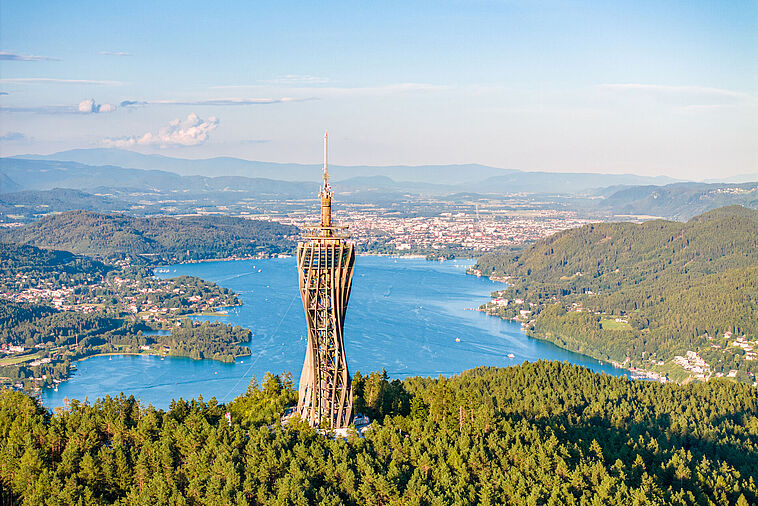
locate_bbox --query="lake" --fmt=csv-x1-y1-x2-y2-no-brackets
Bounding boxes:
42,256,629,409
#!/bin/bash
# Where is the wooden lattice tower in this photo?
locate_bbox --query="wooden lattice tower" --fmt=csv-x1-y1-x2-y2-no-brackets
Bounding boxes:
296,132,355,428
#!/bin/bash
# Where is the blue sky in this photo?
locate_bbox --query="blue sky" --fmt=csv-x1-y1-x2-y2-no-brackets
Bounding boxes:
1,0,755,178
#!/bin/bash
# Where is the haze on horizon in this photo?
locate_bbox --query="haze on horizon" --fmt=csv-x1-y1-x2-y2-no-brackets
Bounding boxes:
0,0,755,180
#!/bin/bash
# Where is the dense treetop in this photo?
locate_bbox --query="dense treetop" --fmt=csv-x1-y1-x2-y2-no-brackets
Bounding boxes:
477,206,758,283
475,206,758,382
0,210,299,262
0,242,110,280
0,362,756,504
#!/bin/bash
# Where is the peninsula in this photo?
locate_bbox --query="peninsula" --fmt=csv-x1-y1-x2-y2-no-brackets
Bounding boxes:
473,206,758,386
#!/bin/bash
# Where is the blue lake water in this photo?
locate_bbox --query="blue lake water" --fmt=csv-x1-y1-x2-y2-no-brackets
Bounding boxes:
42,256,629,409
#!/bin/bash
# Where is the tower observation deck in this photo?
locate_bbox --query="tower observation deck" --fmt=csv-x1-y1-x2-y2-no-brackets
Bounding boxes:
296,132,355,428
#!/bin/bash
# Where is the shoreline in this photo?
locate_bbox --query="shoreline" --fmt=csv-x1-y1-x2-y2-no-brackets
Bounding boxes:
474,285,671,384
162,252,478,266
41,350,244,387
76,351,246,363
77,351,166,362
46,343,249,392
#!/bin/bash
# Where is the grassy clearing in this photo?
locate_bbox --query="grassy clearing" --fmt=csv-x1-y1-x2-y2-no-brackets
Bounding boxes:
600,318,633,331
0,351,44,367
650,361,690,383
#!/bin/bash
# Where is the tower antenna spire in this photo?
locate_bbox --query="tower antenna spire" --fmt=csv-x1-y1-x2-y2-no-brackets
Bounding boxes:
323,130,328,189
319,131,333,230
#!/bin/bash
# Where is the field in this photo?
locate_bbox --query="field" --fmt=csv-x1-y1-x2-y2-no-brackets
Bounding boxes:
0,351,43,367
599,318,633,331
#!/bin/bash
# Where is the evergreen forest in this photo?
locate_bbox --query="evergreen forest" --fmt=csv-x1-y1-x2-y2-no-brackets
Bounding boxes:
1,362,757,504
474,206,758,383
0,210,298,262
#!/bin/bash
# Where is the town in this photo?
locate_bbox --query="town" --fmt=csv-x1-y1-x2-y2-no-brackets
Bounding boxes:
268,206,595,256
0,267,238,323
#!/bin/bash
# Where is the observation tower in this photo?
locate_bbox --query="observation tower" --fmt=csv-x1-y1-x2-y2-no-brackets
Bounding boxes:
296,132,355,428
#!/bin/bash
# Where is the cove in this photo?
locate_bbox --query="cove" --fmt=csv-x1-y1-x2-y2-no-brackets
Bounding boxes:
42,256,630,409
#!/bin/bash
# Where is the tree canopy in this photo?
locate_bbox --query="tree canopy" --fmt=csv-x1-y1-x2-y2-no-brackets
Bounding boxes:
1,362,756,505
1,210,298,262
475,206,758,383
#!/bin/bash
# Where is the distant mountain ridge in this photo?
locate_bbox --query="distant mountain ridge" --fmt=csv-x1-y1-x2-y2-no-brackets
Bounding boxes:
0,172,22,193
599,181,758,219
3,156,756,220
705,172,758,184
0,158,318,196
0,188,127,214
11,148,679,192
470,171,675,195
13,148,509,185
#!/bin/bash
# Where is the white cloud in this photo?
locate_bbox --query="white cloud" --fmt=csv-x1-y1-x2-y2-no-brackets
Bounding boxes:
0,105,72,113
119,97,298,107
0,51,59,61
320,83,452,97
209,82,451,97
77,100,94,112
597,83,753,106
103,113,219,148
2,98,116,114
0,78,121,85
0,131,27,142
78,98,116,113
268,74,331,84
99,51,132,56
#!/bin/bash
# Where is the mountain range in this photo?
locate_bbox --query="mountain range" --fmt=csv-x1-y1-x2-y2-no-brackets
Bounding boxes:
10,148,677,192
594,181,758,220
2,149,757,221
0,158,318,197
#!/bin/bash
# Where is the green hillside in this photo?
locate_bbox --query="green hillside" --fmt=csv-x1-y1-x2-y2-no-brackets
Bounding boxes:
0,210,298,262
475,206,758,383
0,243,109,277
1,362,756,505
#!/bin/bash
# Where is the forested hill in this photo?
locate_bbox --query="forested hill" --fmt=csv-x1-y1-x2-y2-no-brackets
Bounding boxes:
475,205,758,383
1,362,756,504
0,210,298,261
478,205,758,281
0,243,110,279
598,181,758,220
